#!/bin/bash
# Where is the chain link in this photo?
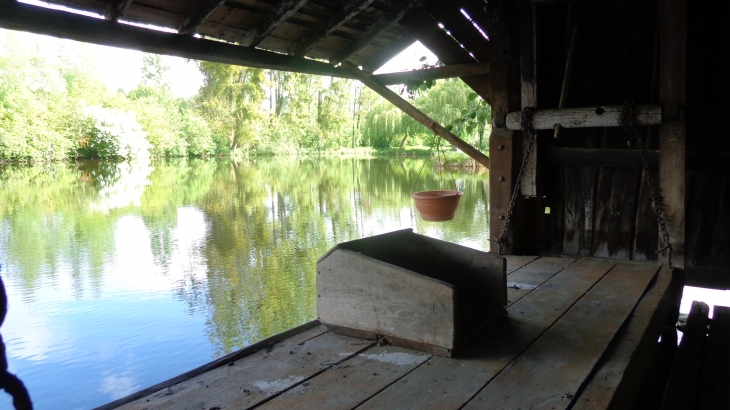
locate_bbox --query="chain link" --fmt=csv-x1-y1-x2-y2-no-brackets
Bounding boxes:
495,107,537,254
621,101,672,266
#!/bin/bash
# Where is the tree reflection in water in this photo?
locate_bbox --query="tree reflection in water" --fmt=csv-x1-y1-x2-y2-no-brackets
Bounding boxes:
0,156,490,407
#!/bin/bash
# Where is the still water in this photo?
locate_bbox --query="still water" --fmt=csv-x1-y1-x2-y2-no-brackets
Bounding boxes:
0,157,490,409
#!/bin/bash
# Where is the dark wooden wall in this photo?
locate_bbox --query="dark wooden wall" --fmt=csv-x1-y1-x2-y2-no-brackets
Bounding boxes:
533,0,730,274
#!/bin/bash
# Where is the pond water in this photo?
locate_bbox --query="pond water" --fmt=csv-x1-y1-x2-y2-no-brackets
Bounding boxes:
0,157,491,410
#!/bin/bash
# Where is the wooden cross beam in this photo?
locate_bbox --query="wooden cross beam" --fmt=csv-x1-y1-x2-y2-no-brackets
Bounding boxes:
501,105,662,130
240,0,310,47
289,0,376,57
342,63,490,169
330,0,424,66
105,0,134,21
179,0,227,35
0,1,354,78
372,61,490,85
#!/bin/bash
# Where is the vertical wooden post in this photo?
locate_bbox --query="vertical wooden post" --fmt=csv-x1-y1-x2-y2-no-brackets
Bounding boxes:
487,0,521,254
489,62,522,255
658,0,686,269
519,0,537,197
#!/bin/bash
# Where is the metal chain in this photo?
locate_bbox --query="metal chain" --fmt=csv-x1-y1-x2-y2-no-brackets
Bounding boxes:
495,107,537,254
620,101,672,266
1,272,34,410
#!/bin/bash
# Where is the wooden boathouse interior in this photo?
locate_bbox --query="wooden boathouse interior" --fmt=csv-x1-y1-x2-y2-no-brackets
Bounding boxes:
1,0,729,409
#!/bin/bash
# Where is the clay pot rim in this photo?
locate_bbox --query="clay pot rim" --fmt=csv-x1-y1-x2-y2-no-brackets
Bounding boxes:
410,190,463,199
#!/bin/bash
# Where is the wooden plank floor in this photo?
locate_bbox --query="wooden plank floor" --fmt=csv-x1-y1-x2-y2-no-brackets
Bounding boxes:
109,256,677,410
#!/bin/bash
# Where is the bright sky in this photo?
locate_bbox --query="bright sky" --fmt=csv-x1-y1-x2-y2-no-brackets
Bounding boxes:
5,26,434,99
7,0,437,99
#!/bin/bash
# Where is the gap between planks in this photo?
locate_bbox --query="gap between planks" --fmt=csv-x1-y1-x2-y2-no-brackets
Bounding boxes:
116,330,374,410
356,258,616,410
462,261,661,410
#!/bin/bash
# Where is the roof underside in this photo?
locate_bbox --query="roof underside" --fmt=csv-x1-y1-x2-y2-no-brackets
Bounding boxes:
27,0,426,71
1,0,495,79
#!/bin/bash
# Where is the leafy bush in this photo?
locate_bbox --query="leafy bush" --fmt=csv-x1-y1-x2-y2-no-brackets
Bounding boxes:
76,106,150,159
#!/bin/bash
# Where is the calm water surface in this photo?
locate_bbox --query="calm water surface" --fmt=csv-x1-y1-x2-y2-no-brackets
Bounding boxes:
0,157,491,409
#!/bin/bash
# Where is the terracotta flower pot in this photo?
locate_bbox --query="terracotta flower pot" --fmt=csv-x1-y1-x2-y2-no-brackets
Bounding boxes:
411,190,463,221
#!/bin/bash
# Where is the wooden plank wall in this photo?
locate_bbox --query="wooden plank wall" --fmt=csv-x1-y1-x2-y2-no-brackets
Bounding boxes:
684,0,730,270
537,0,730,271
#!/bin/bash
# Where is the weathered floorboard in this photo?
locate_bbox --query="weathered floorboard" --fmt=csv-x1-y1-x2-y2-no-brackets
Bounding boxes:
506,256,577,305
101,322,327,410
574,266,677,410
257,345,431,409
463,261,660,409
505,254,540,274
357,258,616,410
117,331,371,410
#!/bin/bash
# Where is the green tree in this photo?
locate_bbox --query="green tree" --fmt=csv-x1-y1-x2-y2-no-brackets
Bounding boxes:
197,63,267,154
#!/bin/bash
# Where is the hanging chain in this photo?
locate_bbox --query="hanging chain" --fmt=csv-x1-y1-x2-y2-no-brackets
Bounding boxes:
620,101,672,266
495,107,538,254
411,124,458,194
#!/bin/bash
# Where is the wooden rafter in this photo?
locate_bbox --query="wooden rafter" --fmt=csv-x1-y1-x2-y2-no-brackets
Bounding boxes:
424,2,490,62
398,8,491,101
372,61,490,85
0,1,354,78
342,63,490,169
105,0,134,21
361,34,415,72
179,0,227,35
241,0,310,47
289,0,376,57
330,0,423,65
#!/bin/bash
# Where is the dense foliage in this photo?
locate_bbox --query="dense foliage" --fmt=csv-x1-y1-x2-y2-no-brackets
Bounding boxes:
0,30,490,162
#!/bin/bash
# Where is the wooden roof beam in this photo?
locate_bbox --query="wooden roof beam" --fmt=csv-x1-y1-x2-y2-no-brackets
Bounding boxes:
361,34,415,72
106,0,134,21
289,0,376,57
241,0,310,47
398,8,491,102
179,0,227,35
330,0,423,66
372,61,490,85
342,62,490,169
0,1,354,78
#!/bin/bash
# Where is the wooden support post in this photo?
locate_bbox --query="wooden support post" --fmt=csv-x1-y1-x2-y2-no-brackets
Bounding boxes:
490,62,520,253
659,0,686,269
341,63,490,169
487,0,523,254
520,0,537,196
